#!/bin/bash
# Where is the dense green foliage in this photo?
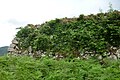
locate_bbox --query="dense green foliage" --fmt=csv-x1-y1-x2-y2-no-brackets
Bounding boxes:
0,56,120,80
16,10,120,57
0,46,8,56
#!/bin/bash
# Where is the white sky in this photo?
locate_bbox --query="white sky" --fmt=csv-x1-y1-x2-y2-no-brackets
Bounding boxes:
0,0,120,47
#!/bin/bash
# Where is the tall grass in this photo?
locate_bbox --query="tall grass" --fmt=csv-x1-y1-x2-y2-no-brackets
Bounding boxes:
0,55,120,80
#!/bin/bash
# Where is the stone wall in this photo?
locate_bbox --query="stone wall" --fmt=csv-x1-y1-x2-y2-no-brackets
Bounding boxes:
7,37,44,57
8,37,120,60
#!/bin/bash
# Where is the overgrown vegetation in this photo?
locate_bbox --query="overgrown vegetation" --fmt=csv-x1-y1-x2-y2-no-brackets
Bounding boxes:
16,9,120,58
0,56,120,80
2,5,120,80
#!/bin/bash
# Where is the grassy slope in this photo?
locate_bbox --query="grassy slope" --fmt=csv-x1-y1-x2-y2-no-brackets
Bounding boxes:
0,56,120,80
